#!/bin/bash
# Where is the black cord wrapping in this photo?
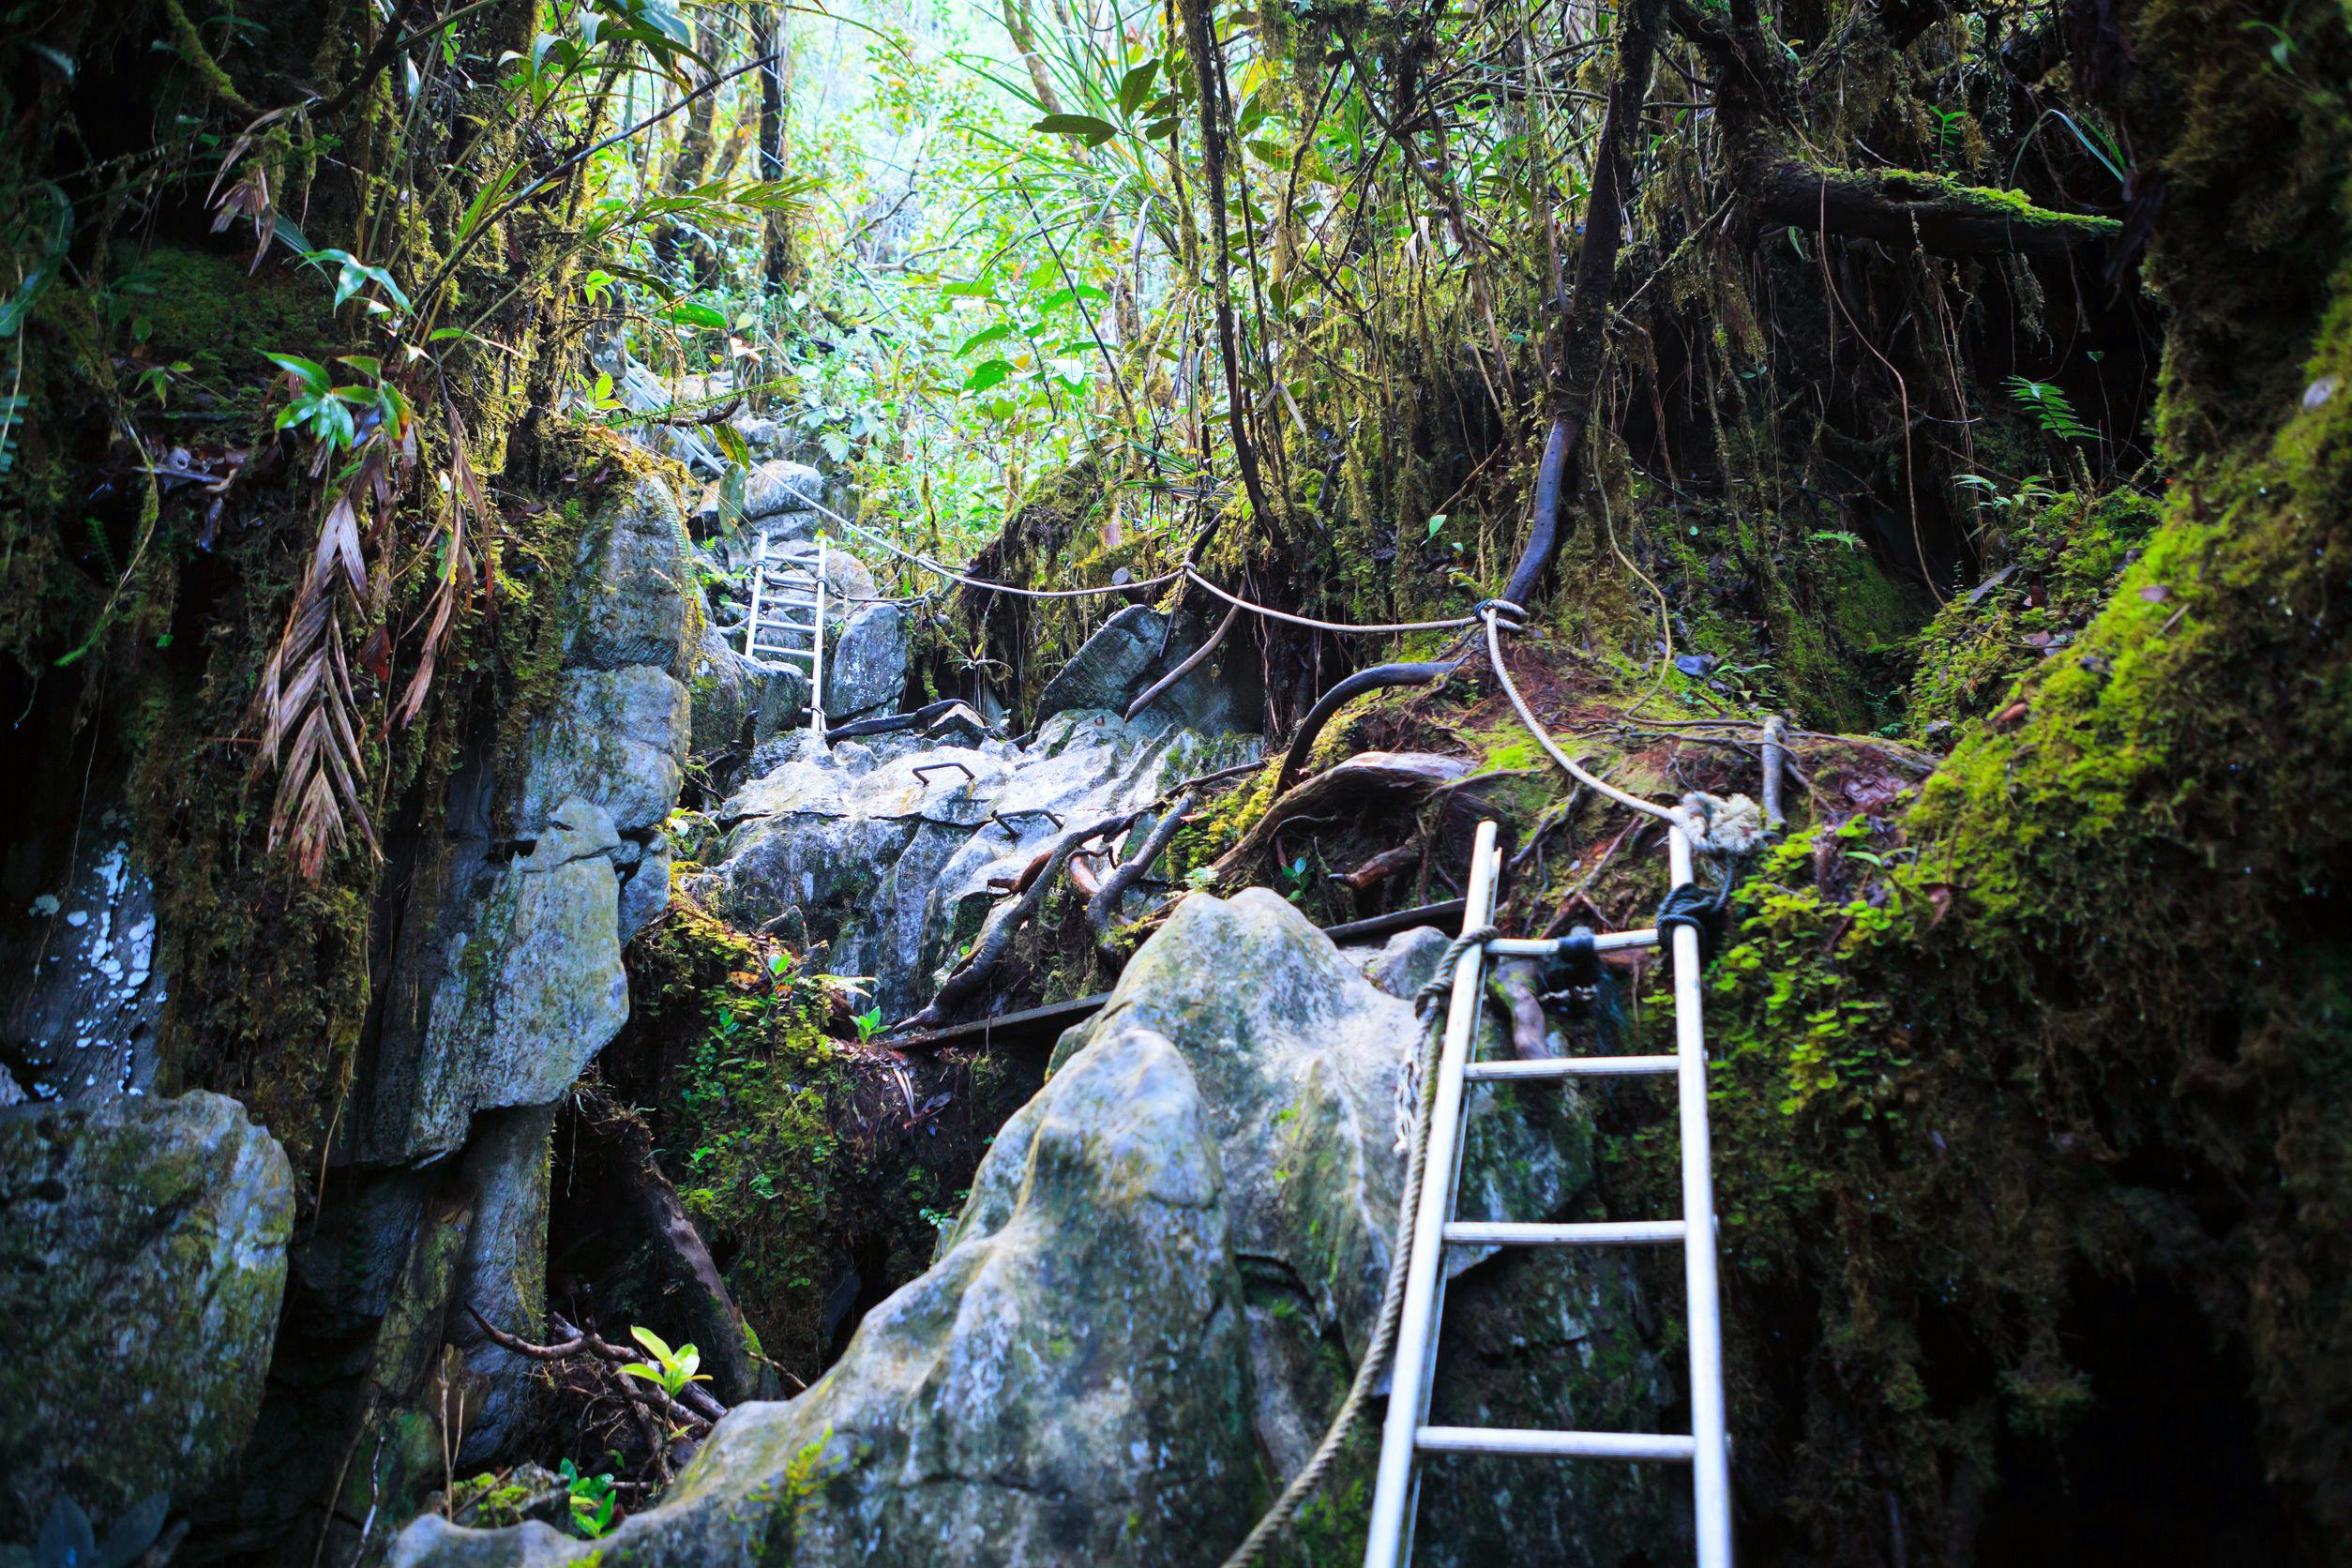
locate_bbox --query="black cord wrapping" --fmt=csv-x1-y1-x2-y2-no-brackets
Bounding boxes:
1654,855,1744,969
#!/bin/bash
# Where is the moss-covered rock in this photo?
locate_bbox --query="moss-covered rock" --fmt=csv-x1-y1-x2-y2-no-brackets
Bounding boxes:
0,1091,294,1538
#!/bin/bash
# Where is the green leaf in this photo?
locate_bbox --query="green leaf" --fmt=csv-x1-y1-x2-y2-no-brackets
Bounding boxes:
964,358,1014,392
1035,285,1108,312
665,299,730,330
955,322,1012,355
629,1324,676,1363
264,353,330,392
1032,113,1119,147
1117,59,1162,117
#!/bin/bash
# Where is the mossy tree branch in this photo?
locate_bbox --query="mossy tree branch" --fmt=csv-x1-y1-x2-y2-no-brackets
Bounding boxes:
1746,160,2123,256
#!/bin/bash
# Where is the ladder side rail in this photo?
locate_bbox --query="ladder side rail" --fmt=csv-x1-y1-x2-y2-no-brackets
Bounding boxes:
810,535,827,738
1669,824,1735,1568
1364,820,1502,1568
743,532,768,659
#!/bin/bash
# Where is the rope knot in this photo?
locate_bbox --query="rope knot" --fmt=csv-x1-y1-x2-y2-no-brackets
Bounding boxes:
1677,791,1767,856
1475,597,1529,630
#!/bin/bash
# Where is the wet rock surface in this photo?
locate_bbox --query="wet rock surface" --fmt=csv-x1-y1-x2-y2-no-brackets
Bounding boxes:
689,709,1257,1020
0,828,166,1104
0,1092,294,1537
387,891,1669,1567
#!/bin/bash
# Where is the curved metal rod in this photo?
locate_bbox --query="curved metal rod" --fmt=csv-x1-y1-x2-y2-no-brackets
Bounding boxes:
1125,602,1244,721
1275,661,1460,795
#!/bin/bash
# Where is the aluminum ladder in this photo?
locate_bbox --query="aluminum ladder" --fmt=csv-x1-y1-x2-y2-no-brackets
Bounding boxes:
1364,817,1733,1568
742,531,827,737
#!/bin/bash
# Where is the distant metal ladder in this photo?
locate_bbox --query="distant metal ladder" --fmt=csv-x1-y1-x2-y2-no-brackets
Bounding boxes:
742,531,827,738
1365,817,1733,1568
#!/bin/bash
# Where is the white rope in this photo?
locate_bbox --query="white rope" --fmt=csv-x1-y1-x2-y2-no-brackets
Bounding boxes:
1480,605,1763,854
774,484,1184,600
1184,565,1483,635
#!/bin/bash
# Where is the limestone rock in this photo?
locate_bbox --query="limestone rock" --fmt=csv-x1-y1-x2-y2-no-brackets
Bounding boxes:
1033,603,1168,721
0,1092,294,1536
1033,605,1230,731
445,1105,559,1465
386,890,1669,1568
616,834,672,940
742,460,825,522
693,712,1251,1018
392,1018,1258,1568
687,620,762,760
822,600,909,720
399,801,631,1159
561,476,694,678
515,666,688,837
751,661,814,742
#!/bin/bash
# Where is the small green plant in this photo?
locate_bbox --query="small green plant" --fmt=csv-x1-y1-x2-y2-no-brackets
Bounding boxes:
620,1324,709,1401
264,352,413,457
1277,853,1315,900
853,1005,885,1043
2003,376,2095,440
1952,472,2064,513
556,1458,618,1539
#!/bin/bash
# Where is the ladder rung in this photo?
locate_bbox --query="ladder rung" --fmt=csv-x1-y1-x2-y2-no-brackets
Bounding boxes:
1486,928,1660,957
1442,1220,1684,1247
1465,1054,1680,1081
749,644,816,661
1415,1426,1696,1463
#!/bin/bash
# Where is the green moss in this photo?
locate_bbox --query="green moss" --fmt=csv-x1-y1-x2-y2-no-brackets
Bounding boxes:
619,896,1039,1383
1906,484,2163,737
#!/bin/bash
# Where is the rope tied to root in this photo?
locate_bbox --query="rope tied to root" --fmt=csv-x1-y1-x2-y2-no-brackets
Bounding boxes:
1216,924,1495,1568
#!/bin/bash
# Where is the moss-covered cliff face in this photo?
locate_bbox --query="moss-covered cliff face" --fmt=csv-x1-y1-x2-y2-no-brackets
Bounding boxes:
1588,0,2352,1555
6,0,2351,1559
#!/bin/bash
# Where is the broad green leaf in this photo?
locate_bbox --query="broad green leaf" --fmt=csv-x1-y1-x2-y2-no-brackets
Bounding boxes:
956,322,1012,355
1033,113,1118,147
965,358,1014,392
665,299,729,330
264,353,330,391
1117,59,1162,117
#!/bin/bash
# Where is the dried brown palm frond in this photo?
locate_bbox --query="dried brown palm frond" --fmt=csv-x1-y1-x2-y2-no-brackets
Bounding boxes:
394,401,490,729
250,486,381,881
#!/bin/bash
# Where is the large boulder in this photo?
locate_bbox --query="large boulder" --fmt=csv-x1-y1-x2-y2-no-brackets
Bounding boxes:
1033,605,1230,731
689,712,1252,1018
393,1005,1258,1568
392,800,632,1160
0,1092,294,1537
742,460,826,524
822,600,910,721
688,620,762,760
560,475,694,677
515,665,689,837
390,891,1670,1567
